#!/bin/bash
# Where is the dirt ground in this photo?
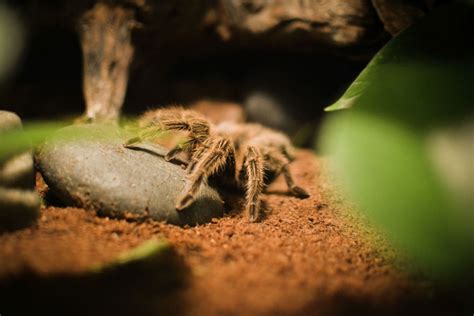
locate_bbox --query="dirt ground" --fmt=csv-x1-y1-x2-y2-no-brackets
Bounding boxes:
0,150,470,315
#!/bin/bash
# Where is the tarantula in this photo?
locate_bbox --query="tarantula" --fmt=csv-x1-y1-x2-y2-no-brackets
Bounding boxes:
125,107,309,222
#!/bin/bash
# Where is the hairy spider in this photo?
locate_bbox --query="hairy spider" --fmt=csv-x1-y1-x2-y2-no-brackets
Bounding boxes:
125,107,309,222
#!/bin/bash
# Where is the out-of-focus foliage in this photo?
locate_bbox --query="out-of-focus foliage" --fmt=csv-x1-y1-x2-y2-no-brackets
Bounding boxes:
320,1,474,278
92,239,170,272
0,122,65,161
0,4,23,81
0,117,151,162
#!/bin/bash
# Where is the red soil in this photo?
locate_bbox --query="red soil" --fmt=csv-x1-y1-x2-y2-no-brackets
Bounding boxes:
0,151,463,315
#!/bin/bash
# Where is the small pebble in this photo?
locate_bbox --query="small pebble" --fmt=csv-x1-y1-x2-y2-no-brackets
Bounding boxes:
0,110,40,232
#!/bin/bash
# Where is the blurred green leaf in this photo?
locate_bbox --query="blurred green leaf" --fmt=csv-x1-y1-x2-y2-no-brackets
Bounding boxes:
0,121,64,160
320,1,474,278
0,115,143,161
91,239,171,272
116,239,170,264
325,1,474,125
321,112,473,276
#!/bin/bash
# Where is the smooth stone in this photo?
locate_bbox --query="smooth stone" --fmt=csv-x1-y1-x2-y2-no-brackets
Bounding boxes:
0,111,35,189
0,110,39,231
0,110,22,133
0,110,24,164
0,151,36,189
0,187,40,232
35,124,224,226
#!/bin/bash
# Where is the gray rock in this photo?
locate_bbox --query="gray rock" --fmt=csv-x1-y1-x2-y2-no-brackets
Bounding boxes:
0,188,41,231
0,111,35,189
0,110,22,133
243,61,359,147
0,110,24,164
35,124,224,226
0,151,36,189
0,110,40,231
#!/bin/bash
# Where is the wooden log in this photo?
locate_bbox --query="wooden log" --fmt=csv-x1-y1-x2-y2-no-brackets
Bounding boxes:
372,0,429,35
78,3,137,122
216,0,382,47
3,0,436,120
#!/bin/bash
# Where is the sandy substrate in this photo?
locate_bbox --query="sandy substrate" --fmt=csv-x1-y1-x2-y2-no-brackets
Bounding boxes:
0,151,470,315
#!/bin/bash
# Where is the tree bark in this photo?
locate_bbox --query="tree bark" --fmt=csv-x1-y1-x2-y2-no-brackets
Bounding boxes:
78,3,136,121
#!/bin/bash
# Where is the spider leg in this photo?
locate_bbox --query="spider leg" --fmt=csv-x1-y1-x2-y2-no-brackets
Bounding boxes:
164,146,183,161
140,107,210,143
123,125,163,147
268,151,309,199
185,141,209,173
125,108,211,150
242,145,265,222
164,139,193,162
176,136,233,210
282,165,309,199
124,135,142,147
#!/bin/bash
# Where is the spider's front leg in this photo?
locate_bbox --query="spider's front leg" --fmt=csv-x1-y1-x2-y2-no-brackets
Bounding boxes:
124,108,211,159
123,128,190,164
242,146,265,222
176,136,234,210
123,125,161,147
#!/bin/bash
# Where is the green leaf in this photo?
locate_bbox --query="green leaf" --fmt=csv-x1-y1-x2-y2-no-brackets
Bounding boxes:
115,239,170,265
320,112,473,277
320,2,474,278
325,1,474,124
0,121,64,160
0,117,141,161
91,239,171,272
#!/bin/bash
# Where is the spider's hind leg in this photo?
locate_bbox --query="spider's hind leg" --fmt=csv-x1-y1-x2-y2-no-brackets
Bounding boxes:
242,145,265,222
268,150,309,199
282,165,309,199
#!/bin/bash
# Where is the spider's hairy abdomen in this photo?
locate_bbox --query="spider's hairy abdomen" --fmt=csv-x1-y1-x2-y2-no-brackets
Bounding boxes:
216,121,295,161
